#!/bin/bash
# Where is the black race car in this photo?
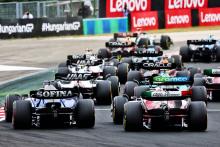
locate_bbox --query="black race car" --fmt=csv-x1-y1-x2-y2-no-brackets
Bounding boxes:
4,81,95,129
180,39,220,62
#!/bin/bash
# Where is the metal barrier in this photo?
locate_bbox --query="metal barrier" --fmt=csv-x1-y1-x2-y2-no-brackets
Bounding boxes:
0,0,98,19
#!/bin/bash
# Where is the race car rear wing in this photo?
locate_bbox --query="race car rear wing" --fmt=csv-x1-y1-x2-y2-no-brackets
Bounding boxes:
30,89,78,99
203,69,220,77
152,76,192,85
114,32,138,39
187,39,216,45
141,90,190,100
142,63,174,70
105,41,136,48
55,72,96,81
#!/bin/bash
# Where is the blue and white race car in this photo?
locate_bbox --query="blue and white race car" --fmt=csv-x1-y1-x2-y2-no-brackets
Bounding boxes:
4,81,95,129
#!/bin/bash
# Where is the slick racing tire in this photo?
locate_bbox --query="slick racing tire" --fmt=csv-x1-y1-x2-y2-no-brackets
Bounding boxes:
103,66,117,79
57,67,69,75
123,102,143,131
124,81,138,100
193,78,206,86
107,76,120,98
188,102,207,131
134,86,149,98
160,35,172,50
76,99,95,128
188,67,201,81
13,100,32,129
96,81,112,105
127,71,142,82
121,57,132,64
98,48,111,59
112,96,128,124
171,55,182,69
58,62,67,68
216,47,220,62
194,73,204,78
118,63,129,84
191,86,207,102
137,38,150,48
5,94,21,122
180,46,191,62
176,71,190,78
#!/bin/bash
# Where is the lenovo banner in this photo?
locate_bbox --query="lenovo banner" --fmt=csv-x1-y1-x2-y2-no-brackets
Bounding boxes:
199,8,220,26
130,11,158,31
165,10,192,28
165,0,208,10
106,0,151,17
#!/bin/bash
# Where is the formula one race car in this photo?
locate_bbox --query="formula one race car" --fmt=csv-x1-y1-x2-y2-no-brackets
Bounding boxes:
112,32,173,50
56,64,119,105
122,76,207,131
193,68,220,101
112,67,201,124
4,81,95,129
180,37,220,62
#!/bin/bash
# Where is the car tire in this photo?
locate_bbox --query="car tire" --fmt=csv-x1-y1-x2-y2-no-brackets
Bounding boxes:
103,66,116,79
160,35,171,50
121,57,132,64
118,63,129,84
5,94,21,122
134,86,149,98
188,102,207,131
127,71,142,82
123,102,143,131
192,86,207,102
216,46,220,61
98,48,111,59
180,46,191,62
112,96,128,124
176,71,190,77
193,78,206,86
12,100,32,129
124,81,138,99
58,62,67,68
107,76,120,98
188,67,201,81
171,55,182,68
96,81,112,105
76,99,95,128
137,38,150,48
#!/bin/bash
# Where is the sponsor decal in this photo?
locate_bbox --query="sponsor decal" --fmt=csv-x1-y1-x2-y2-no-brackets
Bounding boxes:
108,41,125,46
165,10,191,28
41,21,81,33
0,23,34,35
153,76,189,82
36,90,73,98
165,0,208,10
199,8,220,26
76,60,94,65
106,0,151,17
151,91,182,97
143,62,172,68
67,73,92,80
130,11,158,31
212,69,220,74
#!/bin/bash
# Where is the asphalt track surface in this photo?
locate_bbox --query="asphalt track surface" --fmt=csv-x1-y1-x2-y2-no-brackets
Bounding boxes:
0,33,220,147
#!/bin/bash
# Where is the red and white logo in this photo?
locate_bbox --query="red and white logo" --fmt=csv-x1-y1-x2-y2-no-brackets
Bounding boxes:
106,0,151,17
130,11,158,31
165,0,208,10
199,8,220,26
165,10,192,28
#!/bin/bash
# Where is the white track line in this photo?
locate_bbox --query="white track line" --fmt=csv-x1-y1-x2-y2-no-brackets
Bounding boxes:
0,65,45,71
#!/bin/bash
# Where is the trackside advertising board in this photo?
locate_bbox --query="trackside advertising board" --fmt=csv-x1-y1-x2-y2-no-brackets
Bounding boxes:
130,11,158,31
165,9,192,28
199,8,220,26
106,0,151,17
165,0,208,10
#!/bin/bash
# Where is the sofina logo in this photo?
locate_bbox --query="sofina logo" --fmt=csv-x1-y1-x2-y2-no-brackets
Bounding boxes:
36,90,73,98
153,76,189,82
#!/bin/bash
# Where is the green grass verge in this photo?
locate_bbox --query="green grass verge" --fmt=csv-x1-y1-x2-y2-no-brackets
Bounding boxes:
0,69,56,104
